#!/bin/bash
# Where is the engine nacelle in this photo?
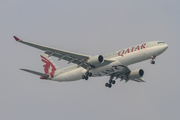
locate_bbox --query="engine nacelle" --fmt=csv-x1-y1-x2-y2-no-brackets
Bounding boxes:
129,69,144,79
87,55,104,65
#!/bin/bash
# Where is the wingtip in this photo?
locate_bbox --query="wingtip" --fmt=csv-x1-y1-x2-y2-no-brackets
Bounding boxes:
13,36,20,41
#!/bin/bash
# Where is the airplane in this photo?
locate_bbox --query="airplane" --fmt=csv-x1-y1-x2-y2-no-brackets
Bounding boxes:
14,36,168,88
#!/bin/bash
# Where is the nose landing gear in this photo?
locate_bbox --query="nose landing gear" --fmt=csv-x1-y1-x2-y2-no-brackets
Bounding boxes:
150,56,156,64
150,60,155,64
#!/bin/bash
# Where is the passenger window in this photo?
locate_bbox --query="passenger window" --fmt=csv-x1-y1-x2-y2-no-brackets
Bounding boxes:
158,42,165,44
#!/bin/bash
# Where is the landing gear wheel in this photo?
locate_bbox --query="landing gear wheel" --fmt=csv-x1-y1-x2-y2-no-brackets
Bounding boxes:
105,83,109,87
105,83,112,88
85,76,88,80
108,84,112,88
85,71,92,77
109,79,115,85
109,79,113,83
85,71,89,76
150,60,155,64
150,56,156,65
89,72,92,77
111,80,116,84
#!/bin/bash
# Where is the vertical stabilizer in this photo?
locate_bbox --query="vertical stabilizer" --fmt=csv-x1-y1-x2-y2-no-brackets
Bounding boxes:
40,53,59,78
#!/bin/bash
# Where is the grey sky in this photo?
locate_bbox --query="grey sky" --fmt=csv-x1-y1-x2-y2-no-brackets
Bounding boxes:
0,0,179,120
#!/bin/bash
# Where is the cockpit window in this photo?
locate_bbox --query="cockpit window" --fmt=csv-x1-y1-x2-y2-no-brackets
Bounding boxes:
158,42,165,44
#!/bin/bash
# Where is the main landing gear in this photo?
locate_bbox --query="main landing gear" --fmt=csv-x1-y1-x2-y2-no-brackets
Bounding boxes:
105,79,116,88
150,56,156,65
82,71,92,80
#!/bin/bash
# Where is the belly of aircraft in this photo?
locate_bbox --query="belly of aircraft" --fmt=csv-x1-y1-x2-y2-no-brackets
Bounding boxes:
90,60,125,77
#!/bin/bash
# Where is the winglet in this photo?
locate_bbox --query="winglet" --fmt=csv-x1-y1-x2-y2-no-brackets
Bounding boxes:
13,36,20,41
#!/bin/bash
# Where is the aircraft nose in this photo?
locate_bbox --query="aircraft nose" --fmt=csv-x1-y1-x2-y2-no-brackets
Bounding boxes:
163,44,168,51
155,43,168,56
160,44,168,53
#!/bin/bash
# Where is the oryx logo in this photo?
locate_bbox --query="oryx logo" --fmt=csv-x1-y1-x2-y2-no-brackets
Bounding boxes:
41,55,56,78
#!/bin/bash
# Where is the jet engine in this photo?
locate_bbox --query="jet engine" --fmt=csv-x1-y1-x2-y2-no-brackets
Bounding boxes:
87,55,104,65
128,69,144,79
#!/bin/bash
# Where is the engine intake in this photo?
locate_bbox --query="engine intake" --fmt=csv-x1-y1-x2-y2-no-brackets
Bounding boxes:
88,55,104,65
129,69,144,79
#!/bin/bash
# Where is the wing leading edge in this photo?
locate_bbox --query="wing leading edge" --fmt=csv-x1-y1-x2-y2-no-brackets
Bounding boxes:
14,36,90,68
14,36,113,69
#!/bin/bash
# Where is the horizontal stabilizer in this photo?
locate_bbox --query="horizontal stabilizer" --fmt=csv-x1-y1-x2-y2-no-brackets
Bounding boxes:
20,69,49,78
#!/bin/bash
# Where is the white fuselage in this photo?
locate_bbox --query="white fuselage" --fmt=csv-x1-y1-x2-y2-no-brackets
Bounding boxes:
52,41,168,82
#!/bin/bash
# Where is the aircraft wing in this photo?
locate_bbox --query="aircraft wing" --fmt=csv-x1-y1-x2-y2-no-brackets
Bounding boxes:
14,36,113,69
14,36,90,67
